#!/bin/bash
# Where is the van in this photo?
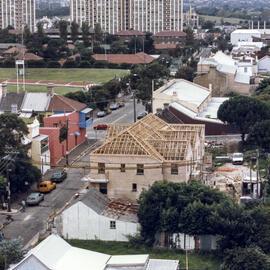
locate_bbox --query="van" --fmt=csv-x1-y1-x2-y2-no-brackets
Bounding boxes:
38,181,56,193
232,153,244,165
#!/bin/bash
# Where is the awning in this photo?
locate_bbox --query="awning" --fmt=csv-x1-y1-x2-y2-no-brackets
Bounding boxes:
19,112,32,118
81,176,109,183
81,108,93,114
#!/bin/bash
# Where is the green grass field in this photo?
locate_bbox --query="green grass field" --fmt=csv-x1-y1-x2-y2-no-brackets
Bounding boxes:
200,15,242,24
0,68,129,95
0,68,129,84
6,85,82,95
68,240,221,270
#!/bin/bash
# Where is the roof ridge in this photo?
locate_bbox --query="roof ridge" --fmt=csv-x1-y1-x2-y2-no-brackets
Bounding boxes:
56,95,77,110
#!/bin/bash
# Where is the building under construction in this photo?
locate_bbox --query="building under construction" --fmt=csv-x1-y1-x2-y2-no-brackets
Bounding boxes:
89,114,205,201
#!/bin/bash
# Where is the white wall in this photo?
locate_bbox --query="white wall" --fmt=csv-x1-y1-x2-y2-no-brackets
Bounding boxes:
231,32,261,46
258,57,270,73
11,255,49,270
61,202,139,242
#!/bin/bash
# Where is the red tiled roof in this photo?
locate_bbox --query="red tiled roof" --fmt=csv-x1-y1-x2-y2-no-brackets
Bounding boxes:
115,30,145,36
48,95,87,112
15,52,43,61
154,43,178,50
92,52,155,65
154,31,187,37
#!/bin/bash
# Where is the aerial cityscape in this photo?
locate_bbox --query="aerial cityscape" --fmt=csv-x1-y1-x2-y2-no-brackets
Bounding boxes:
0,0,269,269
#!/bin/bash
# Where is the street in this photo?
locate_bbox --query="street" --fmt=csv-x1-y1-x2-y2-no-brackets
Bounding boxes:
87,98,145,140
0,98,144,246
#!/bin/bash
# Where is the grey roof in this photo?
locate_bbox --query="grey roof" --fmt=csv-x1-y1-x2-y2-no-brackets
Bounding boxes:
0,93,25,112
21,93,51,112
79,189,109,214
70,189,138,223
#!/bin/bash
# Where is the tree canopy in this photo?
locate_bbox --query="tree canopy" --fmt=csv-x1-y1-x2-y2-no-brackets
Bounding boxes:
138,181,231,244
217,96,270,141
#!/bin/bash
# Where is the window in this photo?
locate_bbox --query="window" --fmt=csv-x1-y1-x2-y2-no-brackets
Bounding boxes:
132,183,137,192
98,163,105,174
110,220,116,229
171,164,178,175
120,164,125,172
99,183,107,195
137,164,144,175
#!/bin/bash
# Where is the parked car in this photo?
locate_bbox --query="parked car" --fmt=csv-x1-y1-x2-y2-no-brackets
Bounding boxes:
137,111,148,120
94,124,108,130
110,103,120,110
232,152,244,165
38,180,56,193
50,171,67,183
26,192,44,206
97,111,106,118
118,102,125,107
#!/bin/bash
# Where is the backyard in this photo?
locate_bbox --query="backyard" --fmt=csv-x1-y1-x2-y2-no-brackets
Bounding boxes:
68,240,221,270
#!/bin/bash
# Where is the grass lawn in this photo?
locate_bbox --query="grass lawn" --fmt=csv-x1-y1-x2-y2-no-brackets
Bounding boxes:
68,240,221,270
6,84,82,95
0,68,130,84
200,15,242,24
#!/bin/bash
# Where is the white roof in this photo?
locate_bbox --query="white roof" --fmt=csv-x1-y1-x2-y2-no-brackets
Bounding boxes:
11,235,179,270
21,93,51,112
107,255,149,266
146,259,179,270
232,29,261,34
161,79,210,107
11,234,110,270
213,51,237,74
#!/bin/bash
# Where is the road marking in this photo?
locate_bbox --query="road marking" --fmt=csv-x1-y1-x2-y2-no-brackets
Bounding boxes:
111,114,128,124
24,215,32,221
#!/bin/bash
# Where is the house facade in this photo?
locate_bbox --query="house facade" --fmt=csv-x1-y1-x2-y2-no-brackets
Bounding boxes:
88,114,204,201
40,111,88,166
56,189,139,242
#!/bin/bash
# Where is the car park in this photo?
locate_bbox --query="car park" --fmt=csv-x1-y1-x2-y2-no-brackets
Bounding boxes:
50,170,67,183
26,192,44,206
93,124,108,130
137,111,148,120
38,180,56,193
96,111,107,117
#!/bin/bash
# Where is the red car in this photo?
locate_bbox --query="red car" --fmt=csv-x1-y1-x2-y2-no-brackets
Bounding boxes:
93,124,108,130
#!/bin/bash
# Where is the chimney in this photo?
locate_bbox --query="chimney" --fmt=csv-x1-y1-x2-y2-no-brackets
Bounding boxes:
209,84,212,92
0,83,7,101
163,103,169,109
47,83,54,96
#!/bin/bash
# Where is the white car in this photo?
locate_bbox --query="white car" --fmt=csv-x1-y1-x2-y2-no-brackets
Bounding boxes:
232,152,244,165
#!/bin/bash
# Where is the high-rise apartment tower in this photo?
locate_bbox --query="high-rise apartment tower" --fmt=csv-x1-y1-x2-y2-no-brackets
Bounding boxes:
0,0,36,32
70,0,184,34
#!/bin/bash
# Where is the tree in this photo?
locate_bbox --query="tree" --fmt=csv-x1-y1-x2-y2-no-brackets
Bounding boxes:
175,66,195,81
247,120,270,151
59,20,68,42
94,23,103,43
0,238,24,268
0,114,28,156
185,27,195,46
23,25,32,45
36,21,44,38
255,78,270,95
81,22,90,46
70,21,79,43
221,247,270,270
217,96,270,142
138,181,231,245
201,20,215,30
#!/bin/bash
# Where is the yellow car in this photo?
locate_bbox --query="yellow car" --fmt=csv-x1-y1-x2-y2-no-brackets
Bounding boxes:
38,181,56,193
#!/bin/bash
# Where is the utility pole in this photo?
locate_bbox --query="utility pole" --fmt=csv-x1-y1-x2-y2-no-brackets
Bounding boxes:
151,80,155,113
256,149,260,198
133,91,137,123
6,164,12,213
